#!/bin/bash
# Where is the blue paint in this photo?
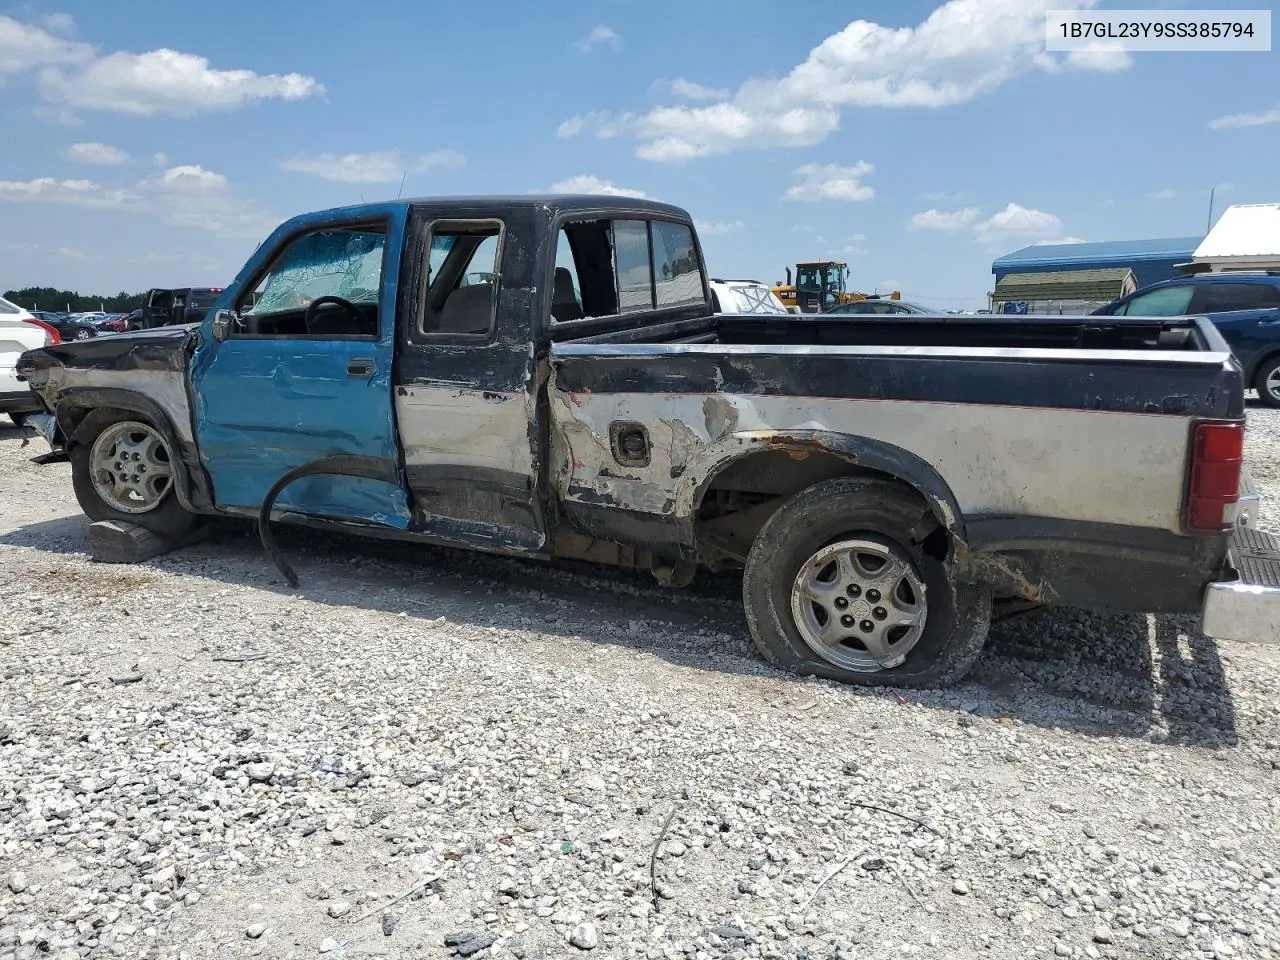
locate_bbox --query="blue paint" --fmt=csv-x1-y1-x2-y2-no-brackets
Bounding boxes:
190,203,413,527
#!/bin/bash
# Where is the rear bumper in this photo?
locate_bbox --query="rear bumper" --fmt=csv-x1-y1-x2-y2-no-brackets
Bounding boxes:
1201,524,1280,646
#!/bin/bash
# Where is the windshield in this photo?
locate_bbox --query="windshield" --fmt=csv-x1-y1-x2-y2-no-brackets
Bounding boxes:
796,265,844,291
727,284,789,314
248,229,385,316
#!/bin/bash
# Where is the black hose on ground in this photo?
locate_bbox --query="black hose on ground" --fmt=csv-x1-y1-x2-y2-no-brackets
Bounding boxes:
256,455,404,588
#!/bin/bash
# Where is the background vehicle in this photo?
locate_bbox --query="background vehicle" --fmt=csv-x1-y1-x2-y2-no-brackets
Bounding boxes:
824,298,935,316
17,195,1280,689
709,278,789,314
140,287,225,328
1,295,59,424
91,314,129,334
1092,272,1280,405
772,260,902,313
34,311,98,341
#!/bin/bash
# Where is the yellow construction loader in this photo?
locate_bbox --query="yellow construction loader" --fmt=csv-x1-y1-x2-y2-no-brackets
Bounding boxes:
771,260,900,313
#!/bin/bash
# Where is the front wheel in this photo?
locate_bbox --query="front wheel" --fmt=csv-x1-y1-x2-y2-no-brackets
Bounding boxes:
70,410,196,538
742,476,990,688
1255,357,1280,408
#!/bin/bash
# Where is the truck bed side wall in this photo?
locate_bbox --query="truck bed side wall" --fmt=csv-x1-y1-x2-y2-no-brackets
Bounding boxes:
547,341,1241,612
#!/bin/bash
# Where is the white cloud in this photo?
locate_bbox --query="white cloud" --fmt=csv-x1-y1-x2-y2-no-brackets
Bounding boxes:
138,165,275,236
782,162,874,202
1032,236,1087,245
559,0,1125,161
0,13,90,74
974,202,1064,243
281,150,466,183
557,110,632,139
0,164,275,238
911,207,979,231
668,78,729,101
1065,44,1133,72
550,175,650,199
40,12,76,35
65,141,130,165
151,152,168,167
574,25,620,53
695,219,745,236
143,164,228,191
1209,103,1280,130
41,48,325,116
5,241,99,262
0,176,139,208
1150,188,1177,201
841,233,868,256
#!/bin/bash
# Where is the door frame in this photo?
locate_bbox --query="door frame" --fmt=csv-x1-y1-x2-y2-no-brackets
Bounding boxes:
190,204,414,525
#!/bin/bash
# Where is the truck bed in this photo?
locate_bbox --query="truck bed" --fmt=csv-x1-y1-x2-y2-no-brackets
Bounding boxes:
551,312,1242,420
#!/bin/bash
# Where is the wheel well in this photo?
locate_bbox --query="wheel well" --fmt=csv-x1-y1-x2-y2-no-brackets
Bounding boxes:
1248,349,1280,386
60,401,207,513
694,449,949,569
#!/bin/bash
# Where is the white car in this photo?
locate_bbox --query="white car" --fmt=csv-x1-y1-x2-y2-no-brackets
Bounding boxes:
708,279,790,315
0,295,60,425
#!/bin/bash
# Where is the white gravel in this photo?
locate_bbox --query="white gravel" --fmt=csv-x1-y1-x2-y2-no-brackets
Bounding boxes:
1,407,1279,960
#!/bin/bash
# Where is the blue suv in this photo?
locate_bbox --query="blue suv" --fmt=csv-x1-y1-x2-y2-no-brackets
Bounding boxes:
1093,273,1280,406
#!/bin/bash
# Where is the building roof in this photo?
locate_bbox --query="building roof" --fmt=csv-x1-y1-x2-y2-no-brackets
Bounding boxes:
992,237,1202,273
1195,204,1280,262
992,267,1135,302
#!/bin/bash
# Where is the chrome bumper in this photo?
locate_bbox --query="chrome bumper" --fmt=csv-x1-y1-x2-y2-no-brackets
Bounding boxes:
1201,523,1280,646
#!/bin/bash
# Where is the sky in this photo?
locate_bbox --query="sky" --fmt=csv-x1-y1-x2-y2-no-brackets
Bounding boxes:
0,0,1276,311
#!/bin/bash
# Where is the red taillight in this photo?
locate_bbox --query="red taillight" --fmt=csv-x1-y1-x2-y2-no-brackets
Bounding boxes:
23,317,62,346
1186,422,1243,533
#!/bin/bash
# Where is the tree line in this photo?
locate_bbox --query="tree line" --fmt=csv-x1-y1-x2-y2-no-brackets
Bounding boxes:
3,287,147,313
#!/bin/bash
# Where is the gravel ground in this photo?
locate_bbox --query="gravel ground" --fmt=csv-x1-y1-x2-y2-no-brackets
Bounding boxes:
1,408,1279,960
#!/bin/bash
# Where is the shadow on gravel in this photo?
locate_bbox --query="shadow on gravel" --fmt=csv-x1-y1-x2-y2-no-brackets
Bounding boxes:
0,514,1239,748
972,608,1237,747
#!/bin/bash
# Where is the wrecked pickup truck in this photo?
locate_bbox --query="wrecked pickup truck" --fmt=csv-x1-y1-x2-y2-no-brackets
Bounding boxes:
16,194,1280,687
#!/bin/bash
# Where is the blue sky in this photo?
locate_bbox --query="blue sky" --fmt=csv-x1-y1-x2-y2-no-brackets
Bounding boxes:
1,0,1276,310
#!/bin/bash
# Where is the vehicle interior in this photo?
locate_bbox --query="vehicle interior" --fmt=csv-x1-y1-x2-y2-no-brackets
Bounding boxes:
417,223,502,337
235,225,386,338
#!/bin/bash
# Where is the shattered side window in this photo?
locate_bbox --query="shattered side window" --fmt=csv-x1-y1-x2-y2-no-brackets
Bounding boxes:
247,228,386,316
613,220,653,314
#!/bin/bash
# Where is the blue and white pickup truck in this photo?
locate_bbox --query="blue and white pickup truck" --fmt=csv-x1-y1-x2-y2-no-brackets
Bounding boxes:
16,194,1280,687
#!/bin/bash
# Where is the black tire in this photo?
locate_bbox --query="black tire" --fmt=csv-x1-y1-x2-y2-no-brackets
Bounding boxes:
70,409,196,539
7,413,28,427
1255,357,1280,408
742,476,990,688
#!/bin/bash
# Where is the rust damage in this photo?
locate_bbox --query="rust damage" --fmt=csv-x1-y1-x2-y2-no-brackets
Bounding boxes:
762,433,861,464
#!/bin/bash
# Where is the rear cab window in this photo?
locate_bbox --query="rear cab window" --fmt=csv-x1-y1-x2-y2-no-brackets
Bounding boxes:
549,216,708,329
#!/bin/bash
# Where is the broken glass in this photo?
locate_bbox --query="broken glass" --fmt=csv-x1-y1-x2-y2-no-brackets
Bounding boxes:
248,229,386,315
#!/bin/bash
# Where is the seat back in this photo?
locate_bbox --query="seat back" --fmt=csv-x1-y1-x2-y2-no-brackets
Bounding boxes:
436,283,494,335
552,267,584,323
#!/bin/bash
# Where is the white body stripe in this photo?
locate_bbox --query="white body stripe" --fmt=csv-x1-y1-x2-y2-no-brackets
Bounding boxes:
549,390,1190,533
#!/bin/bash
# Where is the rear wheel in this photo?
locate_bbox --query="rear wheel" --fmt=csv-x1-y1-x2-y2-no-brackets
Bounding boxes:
742,476,990,688
1255,357,1280,408
70,410,196,538
7,413,28,428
